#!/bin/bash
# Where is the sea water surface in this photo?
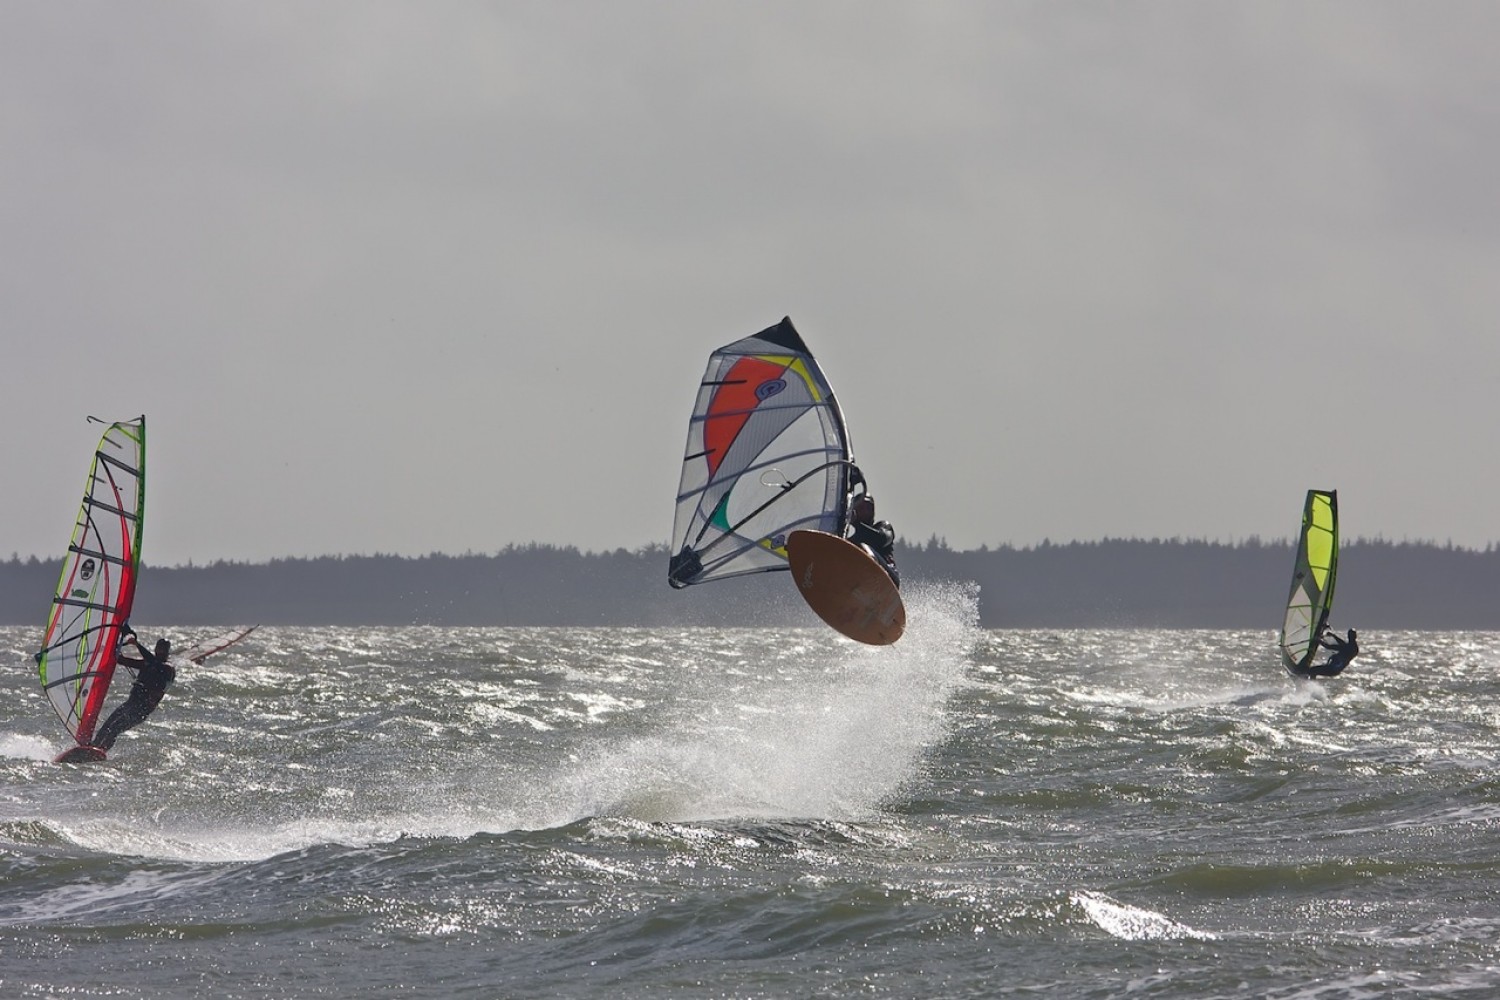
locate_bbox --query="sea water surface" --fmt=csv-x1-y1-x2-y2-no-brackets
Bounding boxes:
3,585,1500,998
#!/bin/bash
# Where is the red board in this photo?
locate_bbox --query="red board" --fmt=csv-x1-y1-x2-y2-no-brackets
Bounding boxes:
54,745,108,764
786,530,906,645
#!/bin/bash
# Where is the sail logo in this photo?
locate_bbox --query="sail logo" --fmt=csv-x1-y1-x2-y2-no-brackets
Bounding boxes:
756,378,786,400
79,559,96,582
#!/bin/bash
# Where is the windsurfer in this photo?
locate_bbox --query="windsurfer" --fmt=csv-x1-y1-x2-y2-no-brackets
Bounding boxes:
848,492,900,588
1305,627,1359,677
93,628,176,750
668,545,704,588
847,463,869,497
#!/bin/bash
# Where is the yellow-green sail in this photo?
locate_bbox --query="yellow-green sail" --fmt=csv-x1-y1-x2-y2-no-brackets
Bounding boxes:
1279,489,1338,675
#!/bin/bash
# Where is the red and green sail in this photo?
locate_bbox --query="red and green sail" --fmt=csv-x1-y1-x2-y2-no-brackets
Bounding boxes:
36,417,146,745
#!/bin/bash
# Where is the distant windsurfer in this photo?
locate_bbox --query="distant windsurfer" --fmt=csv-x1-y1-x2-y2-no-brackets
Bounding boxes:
845,469,900,587
1309,627,1359,677
93,627,176,750
1289,627,1359,679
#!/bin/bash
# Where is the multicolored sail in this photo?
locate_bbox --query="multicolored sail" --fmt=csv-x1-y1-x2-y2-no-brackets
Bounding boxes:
668,318,852,588
1279,489,1338,675
35,417,146,745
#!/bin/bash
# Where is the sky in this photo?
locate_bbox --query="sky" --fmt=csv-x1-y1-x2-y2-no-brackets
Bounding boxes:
3,2,1497,565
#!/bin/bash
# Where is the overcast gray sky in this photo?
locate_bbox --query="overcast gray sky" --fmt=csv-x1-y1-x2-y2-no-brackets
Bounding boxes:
3,2,1497,565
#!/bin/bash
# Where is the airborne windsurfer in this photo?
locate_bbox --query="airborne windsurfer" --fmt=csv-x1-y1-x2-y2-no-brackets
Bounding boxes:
847,491,900,588
1305,627,1359,678
668,319,905,644
93,628,176,751
667,545,704,589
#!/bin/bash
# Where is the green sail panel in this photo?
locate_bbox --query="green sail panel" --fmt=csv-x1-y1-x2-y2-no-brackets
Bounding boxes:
35,417,146,745
1279,489,1338,675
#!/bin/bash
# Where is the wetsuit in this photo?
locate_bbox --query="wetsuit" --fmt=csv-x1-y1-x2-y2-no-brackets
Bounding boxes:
668,545,704,589
1305,630,1359,678
849,517,900,588
94,642,176,750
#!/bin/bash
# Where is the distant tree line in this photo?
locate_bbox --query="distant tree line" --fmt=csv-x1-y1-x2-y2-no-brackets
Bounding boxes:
3,537,1497,629
897,536,1500,630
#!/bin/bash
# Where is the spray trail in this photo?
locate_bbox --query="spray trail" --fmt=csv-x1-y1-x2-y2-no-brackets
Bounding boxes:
527,581,982,827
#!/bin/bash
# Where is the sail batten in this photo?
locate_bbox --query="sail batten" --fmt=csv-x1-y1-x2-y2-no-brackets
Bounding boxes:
66,544,134,566
668,318,851,589
1279,489,1339,675
81,497,141,521
36,417,146,745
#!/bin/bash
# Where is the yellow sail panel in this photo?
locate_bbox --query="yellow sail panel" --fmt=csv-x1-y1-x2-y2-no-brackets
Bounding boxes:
1305,491,1338,604
759,356,824,402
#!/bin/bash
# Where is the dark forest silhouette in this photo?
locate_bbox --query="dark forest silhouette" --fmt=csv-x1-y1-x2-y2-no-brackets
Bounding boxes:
4,537,1497,629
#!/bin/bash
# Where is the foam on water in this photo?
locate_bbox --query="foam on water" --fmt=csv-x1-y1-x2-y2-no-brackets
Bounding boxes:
6,626,1500,996
501,581,981,830
1072,890,1218,941
1,587,982,861
0,734,56,762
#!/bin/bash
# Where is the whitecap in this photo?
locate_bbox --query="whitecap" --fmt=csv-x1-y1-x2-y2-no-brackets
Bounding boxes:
1072,890,1217,941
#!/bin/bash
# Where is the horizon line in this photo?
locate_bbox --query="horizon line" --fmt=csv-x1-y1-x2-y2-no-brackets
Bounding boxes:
9,533,1500,569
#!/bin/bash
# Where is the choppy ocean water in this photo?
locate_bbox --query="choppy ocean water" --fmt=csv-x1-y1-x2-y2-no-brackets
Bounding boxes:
4,584,1500,998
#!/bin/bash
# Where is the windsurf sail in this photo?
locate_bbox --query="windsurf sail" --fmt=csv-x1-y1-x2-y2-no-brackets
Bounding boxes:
176,624,258,665
668,317,853,588
35,417,146,745
1279,489,1338,675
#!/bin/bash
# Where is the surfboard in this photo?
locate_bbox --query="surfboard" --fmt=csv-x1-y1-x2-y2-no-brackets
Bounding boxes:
176,625,259,665
786,529,905,645
54,744,108,764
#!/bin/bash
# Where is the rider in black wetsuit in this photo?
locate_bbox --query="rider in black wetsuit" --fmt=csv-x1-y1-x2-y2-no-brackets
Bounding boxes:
847,492,900,588
1290,626,1359,679
94,630,176,750
1304,627,1359,677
